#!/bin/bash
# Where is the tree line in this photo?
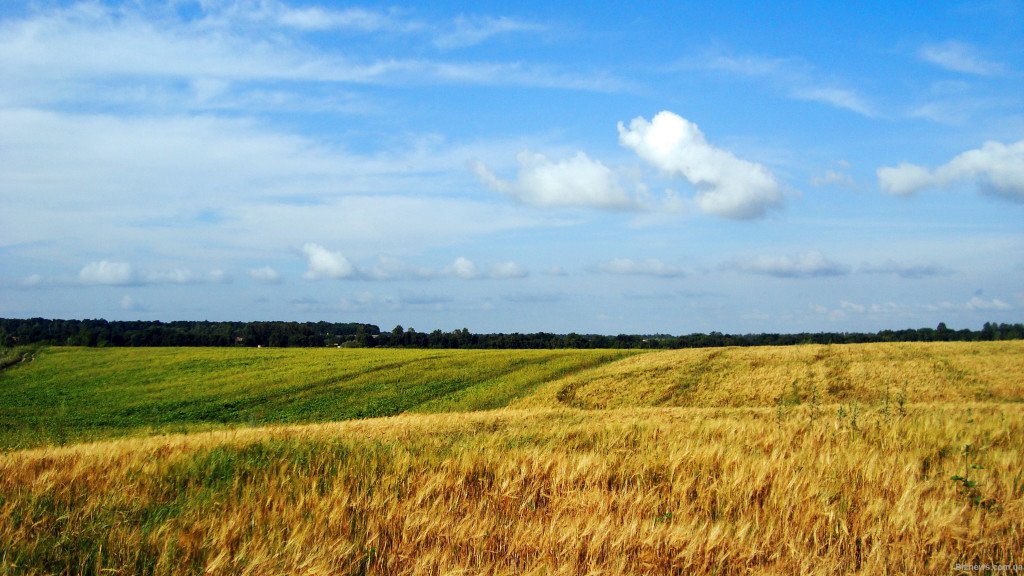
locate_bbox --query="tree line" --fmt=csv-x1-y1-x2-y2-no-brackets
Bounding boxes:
1,318,1021,350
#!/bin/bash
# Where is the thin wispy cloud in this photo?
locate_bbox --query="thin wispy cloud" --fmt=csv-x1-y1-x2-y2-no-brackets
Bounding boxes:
696,52,877,117
860,261,954,279
596,258,687,278
918,41,1005,76
434,15,546,49
0,1,624,112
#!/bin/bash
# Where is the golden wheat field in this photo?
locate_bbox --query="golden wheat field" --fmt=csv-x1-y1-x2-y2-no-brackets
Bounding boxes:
1,341,1022,575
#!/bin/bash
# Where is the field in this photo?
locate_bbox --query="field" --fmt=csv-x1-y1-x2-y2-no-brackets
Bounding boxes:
0,342,1022,574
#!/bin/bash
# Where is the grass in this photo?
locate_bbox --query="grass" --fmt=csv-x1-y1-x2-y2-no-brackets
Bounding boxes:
0,347,636,448
516,341,1024,409
0,341,1022,574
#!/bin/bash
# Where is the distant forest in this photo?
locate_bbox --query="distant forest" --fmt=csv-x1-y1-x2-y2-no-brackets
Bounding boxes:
2,317,1022,350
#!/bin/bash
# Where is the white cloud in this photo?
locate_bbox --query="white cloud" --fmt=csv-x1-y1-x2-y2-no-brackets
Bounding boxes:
489,261,529,279
698,52,875,117
618,111,784,219
362,255,436,281
471,151,634,210
120,295,141,311
22,274,44,287
440,257,528,280
543,266,568,276
143,268,199,285
877,140,1024,200
811,169,856,188
918,41,1004,76
79,260,135,285
446,256,479,279
248,266,282,284
792,87,874,117
967,296,1010,310
0,2,621,110
596,258,686,278
861,261,953,279
732,251,847,278
877,163,936,196
434,15,545,49
301,243,355,280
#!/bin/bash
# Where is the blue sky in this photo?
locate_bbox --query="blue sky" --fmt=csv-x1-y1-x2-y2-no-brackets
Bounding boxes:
1,0,1022,334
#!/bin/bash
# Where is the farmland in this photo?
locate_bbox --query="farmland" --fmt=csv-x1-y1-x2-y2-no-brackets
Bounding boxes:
1,341,1022,574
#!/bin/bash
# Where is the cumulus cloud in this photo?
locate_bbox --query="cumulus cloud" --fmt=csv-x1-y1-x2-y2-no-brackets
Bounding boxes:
248,265,282,284
471,151,634,210
732,251,847,278
446,256,479,279
120,295,142,311
79,260,135,285
877,140,1024,200
143,268,199,284
596,258,686,278
811,169,856,188
73,261,228,286
301,243,355,280
439,257,528,279
363,256,435,281
617,111,784,219
967,296,1010,310
918,41,1004,76
489,261,529,279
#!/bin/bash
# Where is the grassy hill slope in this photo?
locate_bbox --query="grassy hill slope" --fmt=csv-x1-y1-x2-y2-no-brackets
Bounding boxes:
517,341,1024,409
2,404,1021,575
1,342,1022,574
0,347,635,448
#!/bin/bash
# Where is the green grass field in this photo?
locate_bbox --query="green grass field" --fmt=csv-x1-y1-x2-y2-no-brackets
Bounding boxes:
0,346,636,448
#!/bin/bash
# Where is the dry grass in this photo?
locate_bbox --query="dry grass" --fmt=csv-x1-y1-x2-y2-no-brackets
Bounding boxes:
3,405,1022,575
0,342,1022,574
515,341,1024,409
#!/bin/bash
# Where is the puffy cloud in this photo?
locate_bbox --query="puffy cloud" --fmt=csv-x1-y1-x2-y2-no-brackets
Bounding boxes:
618,111,783,219
446,256,479,279
143,268,199,285
877,140,1024,200
79,260,135,285
120,295,142,311
967,296,1010,310
441,257,528,279
301,243,355,280
363,256,435,281
596,258,686,278
918,41,1004,76
811,169,856,188
877,163,935,196
732,251,847,278
248,266,282,284
489,261,529,279
471,151,635,210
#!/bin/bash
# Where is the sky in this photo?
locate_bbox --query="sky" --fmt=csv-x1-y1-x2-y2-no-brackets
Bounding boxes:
1,0,1022,335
